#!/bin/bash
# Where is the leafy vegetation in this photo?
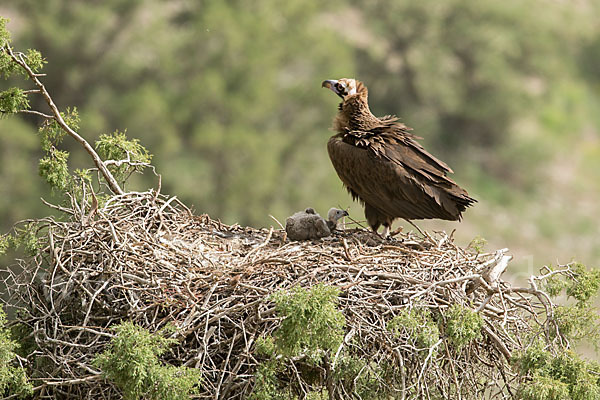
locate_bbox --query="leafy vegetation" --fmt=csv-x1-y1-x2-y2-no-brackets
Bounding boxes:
0,305,32,399
445,304,483,349
468,235,487,253
95,130,153,185
388,307,440,351
251,284,346,398
253,284,397,399
542,263,600,345
94,322,201,400
270,284,345,362
513,342,600,400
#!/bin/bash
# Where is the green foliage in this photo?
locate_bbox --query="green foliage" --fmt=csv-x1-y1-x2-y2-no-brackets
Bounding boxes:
0,51,18,79
38,149,70,192
0,305,33,399
74,168,92,184
250,285,345,398
540,263,600,345
95,130,152,184
545,272,568,299
23,48,44,73
552,305,600,345
388,307,440,351
334,354,390,399
0,18,44,79
0,234,8,256
249,360,289,400
565,263,600,303
519,375,570,400
0,88,29,115
38,108,78,152
445,304,483,349
255,335,277,358
467,235,487,253
36,108,80,192
305,390,329,400
514,343,600,400
94,321,200,400
0,17,10,48
0,17,18,80
3,223,40,257
270,284,345,362
544,263,600,304
513,340,551,375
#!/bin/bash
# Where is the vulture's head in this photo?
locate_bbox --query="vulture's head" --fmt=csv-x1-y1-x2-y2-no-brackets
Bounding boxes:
322,78,366,100
327,208,349,223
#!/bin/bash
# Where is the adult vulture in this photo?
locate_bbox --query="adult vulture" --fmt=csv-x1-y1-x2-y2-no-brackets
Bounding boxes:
322,78,476,237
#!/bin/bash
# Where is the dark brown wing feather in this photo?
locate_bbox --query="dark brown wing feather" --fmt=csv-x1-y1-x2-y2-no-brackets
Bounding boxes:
327,124,475,221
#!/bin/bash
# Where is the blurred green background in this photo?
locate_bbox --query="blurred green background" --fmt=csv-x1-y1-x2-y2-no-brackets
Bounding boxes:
1,0,600,277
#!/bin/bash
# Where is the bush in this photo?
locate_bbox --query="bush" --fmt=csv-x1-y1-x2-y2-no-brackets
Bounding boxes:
94,322,200,400
0,305,32,399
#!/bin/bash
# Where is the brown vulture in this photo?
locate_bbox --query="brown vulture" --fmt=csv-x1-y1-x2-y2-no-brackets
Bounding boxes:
322,78,476,237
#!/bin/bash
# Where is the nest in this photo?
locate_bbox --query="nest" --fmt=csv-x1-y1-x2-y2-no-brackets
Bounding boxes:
1,191,556,399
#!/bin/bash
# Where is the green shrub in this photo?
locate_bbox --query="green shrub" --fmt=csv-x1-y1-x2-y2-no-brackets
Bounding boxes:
270,284,345,362
94,321,200,400
0,305,33,399
566,263,600,303
388,307,440,351
513,342,600,400
445,304,483,349
249,360,289,400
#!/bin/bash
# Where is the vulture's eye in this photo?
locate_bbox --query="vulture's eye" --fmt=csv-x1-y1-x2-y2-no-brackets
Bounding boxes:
336,83,344,92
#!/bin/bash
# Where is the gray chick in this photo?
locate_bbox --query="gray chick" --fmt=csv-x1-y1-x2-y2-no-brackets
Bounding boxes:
286,208,330,240
285,208,349,241
326,208,349,232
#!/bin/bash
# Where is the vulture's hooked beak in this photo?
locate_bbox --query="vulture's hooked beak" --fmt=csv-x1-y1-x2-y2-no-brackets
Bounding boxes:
342,210,349,217
322,79,344,99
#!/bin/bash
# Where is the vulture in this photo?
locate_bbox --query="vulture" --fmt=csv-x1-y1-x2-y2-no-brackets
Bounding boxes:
322,78,476,237
285,207,348,241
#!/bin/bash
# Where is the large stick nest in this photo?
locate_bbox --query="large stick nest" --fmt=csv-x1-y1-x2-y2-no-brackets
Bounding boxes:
2,191,558,399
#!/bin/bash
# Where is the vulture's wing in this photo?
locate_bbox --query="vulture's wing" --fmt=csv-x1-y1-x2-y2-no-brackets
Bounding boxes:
327,130,474,220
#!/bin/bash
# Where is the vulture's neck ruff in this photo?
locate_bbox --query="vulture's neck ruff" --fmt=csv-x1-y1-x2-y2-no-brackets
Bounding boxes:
339,93,380,130
334,92,381,134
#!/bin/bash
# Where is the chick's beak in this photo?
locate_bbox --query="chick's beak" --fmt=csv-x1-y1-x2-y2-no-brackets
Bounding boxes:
342,210,349,217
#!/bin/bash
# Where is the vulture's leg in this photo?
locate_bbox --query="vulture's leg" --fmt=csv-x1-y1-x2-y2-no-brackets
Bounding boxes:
381,219,395,239
381,225,390,238
364,203,382,233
